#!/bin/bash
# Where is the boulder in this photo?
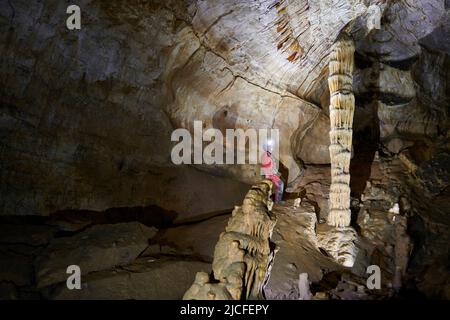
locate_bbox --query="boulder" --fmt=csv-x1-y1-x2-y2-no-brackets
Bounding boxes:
35,222,157,288
295,112,331,165
48,257,210,300
143,215,229,262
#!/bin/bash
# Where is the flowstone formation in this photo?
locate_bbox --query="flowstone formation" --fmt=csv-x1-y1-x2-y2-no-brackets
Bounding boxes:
316,226,357,268
183,180,277,300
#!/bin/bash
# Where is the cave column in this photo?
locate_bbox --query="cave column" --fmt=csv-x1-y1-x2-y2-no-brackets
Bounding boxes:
327,35,355,228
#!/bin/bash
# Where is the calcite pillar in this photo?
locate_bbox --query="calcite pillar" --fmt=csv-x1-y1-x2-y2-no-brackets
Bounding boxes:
327,35,355,228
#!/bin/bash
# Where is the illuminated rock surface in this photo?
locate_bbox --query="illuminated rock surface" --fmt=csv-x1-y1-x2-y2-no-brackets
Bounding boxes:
0,0,449,300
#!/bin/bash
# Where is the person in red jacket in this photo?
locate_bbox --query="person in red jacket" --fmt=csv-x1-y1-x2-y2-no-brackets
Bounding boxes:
261,142,284,203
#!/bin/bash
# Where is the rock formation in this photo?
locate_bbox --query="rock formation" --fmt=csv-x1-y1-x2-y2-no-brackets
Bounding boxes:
327,34,356,228
298,273,312,300
35,222,158,288
316,226,358,268
0,0,448,301
316,34,359,268
183,180,277,300
353,156,415,292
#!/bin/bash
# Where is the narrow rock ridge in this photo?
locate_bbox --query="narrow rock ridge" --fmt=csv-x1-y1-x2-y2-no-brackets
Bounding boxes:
183,180,277,300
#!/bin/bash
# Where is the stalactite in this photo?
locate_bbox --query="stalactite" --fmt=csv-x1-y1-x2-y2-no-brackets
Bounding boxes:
270,0,304,62
327,34,355,228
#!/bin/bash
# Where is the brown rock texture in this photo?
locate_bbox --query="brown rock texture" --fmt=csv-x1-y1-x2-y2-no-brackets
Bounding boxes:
35,222,157,288
0,0,249,218
183,180,277,300
47,257,210,300
0,0,449,301
1,0,447,218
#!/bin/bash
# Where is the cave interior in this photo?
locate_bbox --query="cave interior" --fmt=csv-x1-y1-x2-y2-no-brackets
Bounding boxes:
0,0,449,300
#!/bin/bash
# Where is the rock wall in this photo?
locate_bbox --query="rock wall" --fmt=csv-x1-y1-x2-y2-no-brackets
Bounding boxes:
0,1,449,282
1,0,382,217
0,0,248,217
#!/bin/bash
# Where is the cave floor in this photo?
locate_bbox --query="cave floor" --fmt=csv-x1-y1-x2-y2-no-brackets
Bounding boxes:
0,198,389,300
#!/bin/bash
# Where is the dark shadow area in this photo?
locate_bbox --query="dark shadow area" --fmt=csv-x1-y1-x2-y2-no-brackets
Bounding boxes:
310,270,343,294
171,208,233,226
0,205,179,238
350,121,380,199
405,140,434,166
0,215,49,225
0,204,237,237
47,205,179,232
278,160,289,202
283,189,307,200
278,160,289,187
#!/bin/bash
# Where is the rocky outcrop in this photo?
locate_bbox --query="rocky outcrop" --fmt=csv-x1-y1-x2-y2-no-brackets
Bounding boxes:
265,200,342,300
183,180,277,300
46,257,210,300
145,214,229,262
295,112,331,165
351,1,448,156
312,270,392,300
415,152,450,196
316,226,358,268
353,0,446,62
350,155,414,292
35,222,157,288
0,215,220,300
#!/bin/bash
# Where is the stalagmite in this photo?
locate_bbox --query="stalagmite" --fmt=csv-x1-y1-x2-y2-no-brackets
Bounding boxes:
298,273,312,300
183,180,277,300
327,34,356,228
317,34,358,268
366,4,382,32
